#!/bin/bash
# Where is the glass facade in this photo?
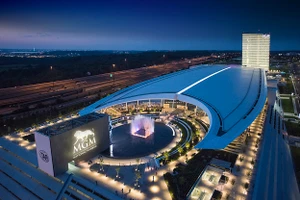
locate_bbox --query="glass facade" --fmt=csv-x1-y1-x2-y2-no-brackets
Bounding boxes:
242,33,270,71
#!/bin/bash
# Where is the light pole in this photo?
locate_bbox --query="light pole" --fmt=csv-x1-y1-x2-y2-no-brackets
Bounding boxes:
125,58,128,69
50,66,54,87
111,64,116,89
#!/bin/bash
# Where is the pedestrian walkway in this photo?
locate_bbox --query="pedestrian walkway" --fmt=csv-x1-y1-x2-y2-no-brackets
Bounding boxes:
70,146,199,200
225,106,266,200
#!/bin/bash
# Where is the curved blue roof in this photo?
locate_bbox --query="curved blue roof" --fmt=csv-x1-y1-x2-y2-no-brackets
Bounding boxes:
79,65,267,149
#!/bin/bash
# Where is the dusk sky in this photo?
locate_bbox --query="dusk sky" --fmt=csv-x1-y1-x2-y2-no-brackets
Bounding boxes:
0,0,299,50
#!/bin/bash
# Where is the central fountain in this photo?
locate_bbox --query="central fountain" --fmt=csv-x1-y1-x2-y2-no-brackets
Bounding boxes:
104,114,174,158
131,115,154,138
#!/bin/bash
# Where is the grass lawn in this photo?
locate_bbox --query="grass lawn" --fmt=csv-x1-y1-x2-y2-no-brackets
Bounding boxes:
281,98,294,113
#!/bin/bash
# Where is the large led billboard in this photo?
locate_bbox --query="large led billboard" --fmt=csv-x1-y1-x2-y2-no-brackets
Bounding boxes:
35,113,110,176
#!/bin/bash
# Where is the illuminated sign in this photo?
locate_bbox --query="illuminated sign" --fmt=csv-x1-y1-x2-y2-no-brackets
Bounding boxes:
73,129,97,158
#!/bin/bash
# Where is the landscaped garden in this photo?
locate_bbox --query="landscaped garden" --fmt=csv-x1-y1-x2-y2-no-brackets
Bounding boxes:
281,98,294,113
164,149,237,200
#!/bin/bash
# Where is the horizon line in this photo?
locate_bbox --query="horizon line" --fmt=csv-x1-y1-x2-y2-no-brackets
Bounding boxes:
1,48,300,52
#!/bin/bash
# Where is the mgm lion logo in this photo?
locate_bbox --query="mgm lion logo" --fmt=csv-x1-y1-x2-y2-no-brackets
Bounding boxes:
73,129,96,157
39,150,49,163
74,130,95,144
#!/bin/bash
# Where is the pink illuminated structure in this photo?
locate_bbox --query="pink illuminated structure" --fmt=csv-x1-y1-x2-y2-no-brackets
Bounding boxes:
131,115,154,138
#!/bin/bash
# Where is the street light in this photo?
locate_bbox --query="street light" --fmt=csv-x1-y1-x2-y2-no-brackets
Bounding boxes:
50,66,54,87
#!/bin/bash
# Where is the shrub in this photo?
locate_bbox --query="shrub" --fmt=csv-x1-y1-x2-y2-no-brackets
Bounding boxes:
244,182,249,189
239,156,244,162
170,152,180,161
247,171,251,177
231,179,235,185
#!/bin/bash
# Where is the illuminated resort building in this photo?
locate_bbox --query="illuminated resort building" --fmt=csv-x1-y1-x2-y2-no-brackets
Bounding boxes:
0,65,269,199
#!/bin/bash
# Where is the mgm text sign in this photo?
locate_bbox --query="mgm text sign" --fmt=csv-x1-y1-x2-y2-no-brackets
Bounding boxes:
73,129,97,158
35,114,110,176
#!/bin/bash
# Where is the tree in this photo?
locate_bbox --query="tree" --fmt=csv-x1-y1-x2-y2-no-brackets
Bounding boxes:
239,156,244,162
247,171,251,177
58,111,63,119
231,179,235,185
31,123,37,129
99,156,104,171
245,137,249,145
135,158,140,171
195,129,200,137
244,182,249,190
115,166,121,178
17,128,24,133
135,171,141,186
163,151,169,162
178,146,183,156
185,142,191,150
